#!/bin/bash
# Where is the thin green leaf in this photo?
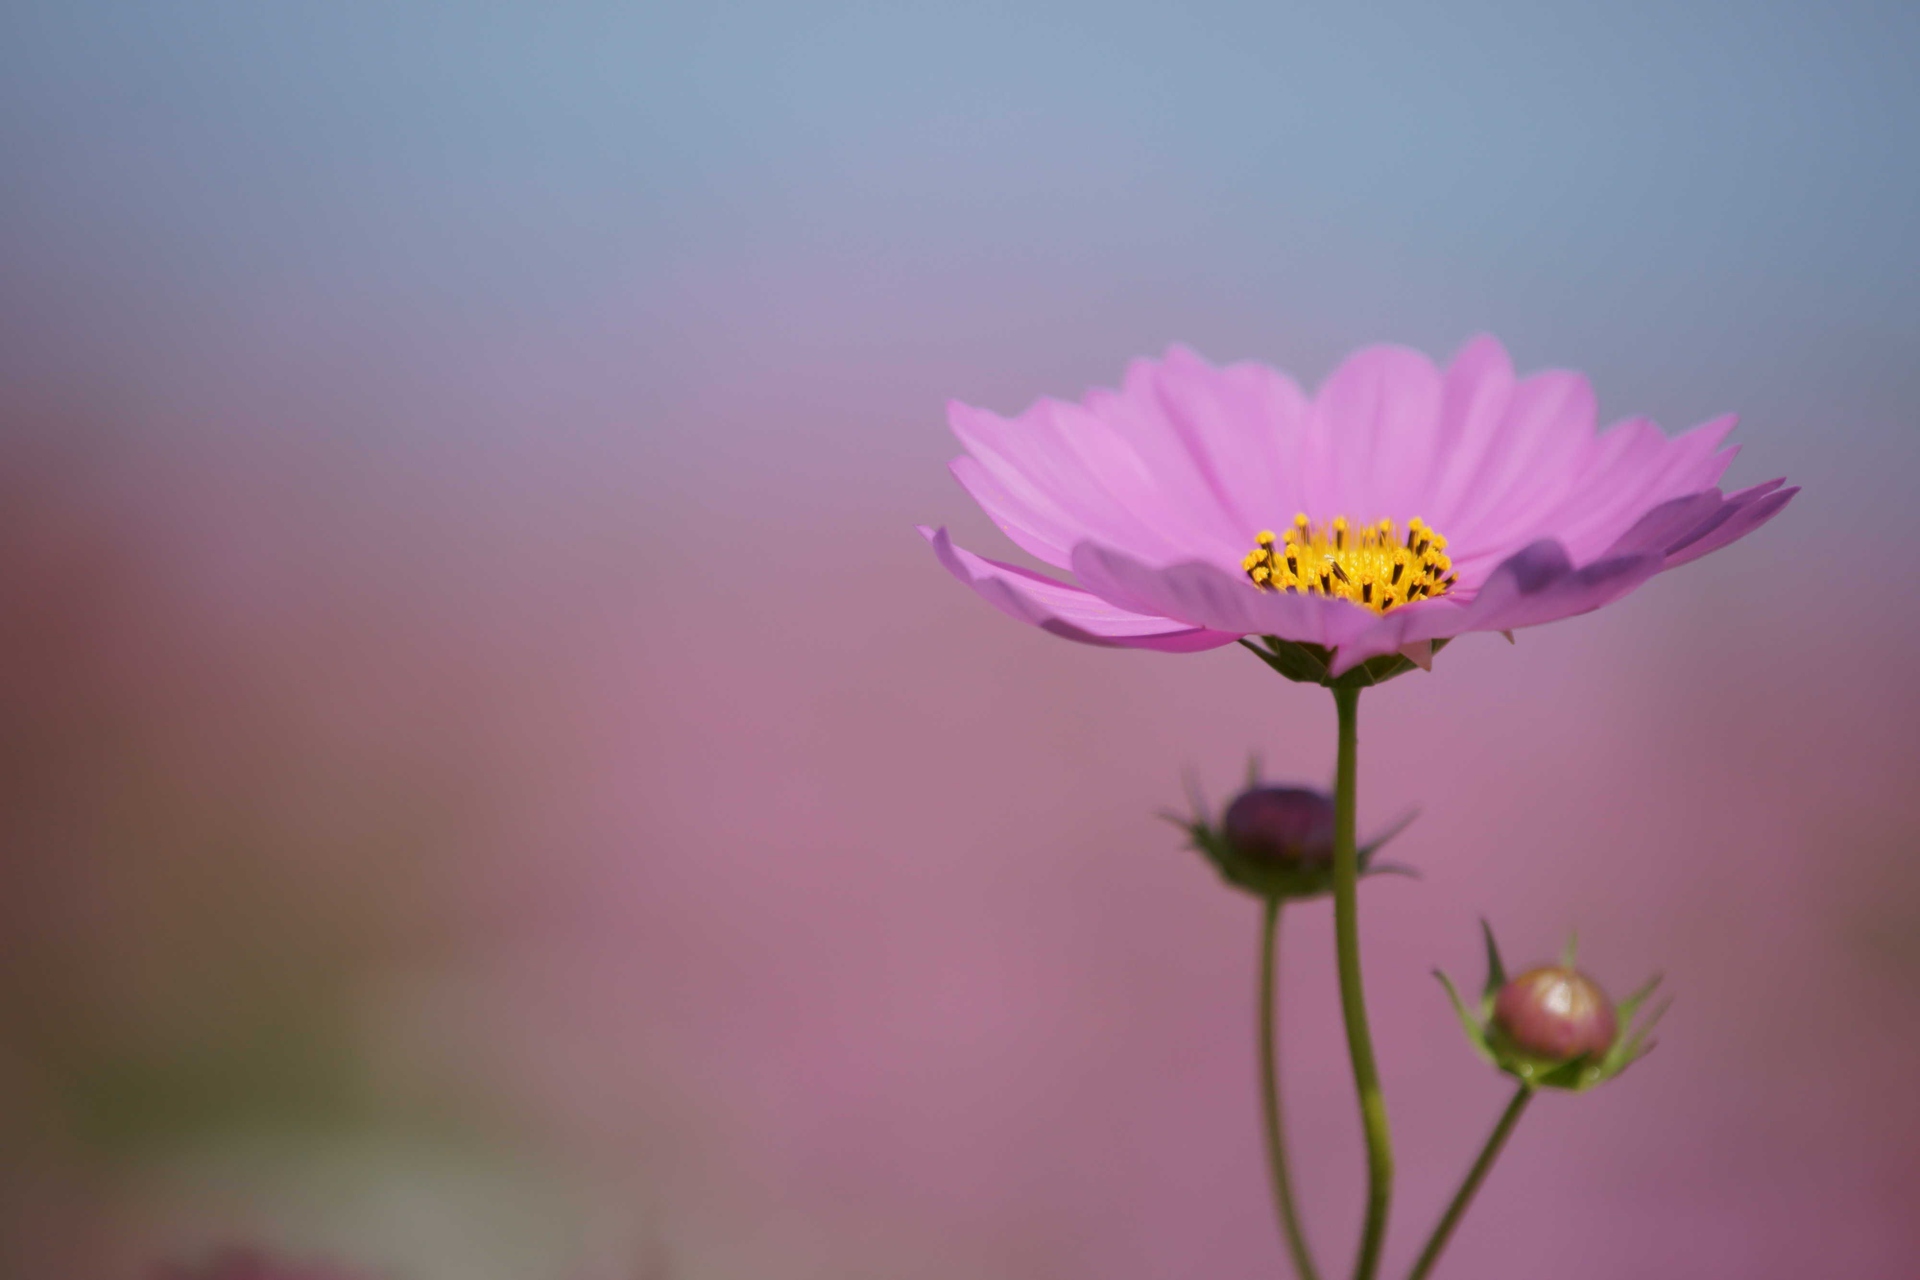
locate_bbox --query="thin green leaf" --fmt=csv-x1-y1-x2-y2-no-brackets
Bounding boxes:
1603,997,1671,1076
1361,860,1422,880
1434,970,1496,1066
1180,767,1211,825
1154,810,1200,839
1357,807,1420,860
1480,918,1508,1007
1614,972,1664,1024
1627,997,1673,1047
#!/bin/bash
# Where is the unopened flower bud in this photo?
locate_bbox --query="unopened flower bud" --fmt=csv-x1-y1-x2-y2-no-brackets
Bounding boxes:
1492,966,1618,1063
1222,786,1336,869
1175,773,1410,902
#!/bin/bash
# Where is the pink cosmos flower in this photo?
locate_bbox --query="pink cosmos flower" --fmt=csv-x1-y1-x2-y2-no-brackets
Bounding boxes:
922,338,1795,676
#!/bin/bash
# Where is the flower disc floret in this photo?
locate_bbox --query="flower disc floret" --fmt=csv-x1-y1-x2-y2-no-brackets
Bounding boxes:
1242,514,1457,613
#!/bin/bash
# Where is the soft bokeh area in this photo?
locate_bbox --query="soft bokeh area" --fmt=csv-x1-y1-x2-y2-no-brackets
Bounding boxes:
3,4,1917,1278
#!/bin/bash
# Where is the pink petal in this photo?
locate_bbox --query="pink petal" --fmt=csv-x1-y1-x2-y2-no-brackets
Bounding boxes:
1422,540,1667,637
1439,368,1598,565
1658,480,1796,568
1049,396,1245,562
1069,541,1380,651
1538,415,1741,563
921,527,1238,653
949,455,1079,568
1142,345,1315,535
948,400,1181,565
1418,336,1520,533
1310,343,1446,521
1336,481,1795,670
1477,415,1669,571
948,397,1242,570
1317,599,1462,675
1601,489,1735,558
1595,479,1793,568
1088,361,1256,552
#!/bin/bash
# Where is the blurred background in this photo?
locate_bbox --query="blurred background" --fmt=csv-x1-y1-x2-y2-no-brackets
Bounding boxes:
2,3,1917,1277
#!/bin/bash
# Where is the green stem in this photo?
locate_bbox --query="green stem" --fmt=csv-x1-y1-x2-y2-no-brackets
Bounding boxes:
1405,1085,1533,1280
1260,897,1322,1280
1331,685,1392,1280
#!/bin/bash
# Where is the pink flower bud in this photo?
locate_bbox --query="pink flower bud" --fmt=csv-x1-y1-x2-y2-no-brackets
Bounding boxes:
1492,966,1619,1063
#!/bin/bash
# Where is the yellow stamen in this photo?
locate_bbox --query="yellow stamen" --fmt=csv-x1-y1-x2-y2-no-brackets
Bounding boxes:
1242,513,1457,613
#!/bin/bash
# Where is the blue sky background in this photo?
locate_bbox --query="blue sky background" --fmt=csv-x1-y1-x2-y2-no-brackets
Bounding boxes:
4,2,1915,499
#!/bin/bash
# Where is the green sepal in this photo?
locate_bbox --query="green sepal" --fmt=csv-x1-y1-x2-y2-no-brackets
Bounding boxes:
1358,808,1419,863
1589,978,1669,1084
1333,650,1419,689
1614,972,1664,1025
1239,636,1331,684
1485,1023,1617,1092
1531,1054,1604,1091
1624,998,1671,1061
1479,918,1508,1012
1239,636,1451,689
1435,969,1497,1066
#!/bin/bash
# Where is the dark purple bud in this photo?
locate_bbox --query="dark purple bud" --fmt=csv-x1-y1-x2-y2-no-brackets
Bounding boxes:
1221,786,1336,869
1492,966,1618,1063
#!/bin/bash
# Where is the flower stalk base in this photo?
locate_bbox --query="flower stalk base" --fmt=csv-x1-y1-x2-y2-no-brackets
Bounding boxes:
1331,686,1394,1280
1406,1085,1534,1280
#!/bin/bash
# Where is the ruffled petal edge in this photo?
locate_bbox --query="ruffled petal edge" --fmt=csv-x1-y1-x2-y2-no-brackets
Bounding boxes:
1056,476,1797,675
920,526,1240,653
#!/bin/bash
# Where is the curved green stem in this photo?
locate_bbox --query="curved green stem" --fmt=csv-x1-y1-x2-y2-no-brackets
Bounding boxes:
1405,1085,1533,1280
1331,685,1392,1280
1260,897,1322,1280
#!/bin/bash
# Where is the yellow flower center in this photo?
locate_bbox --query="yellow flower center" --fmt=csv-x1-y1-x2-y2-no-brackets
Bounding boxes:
1242,514,1457,613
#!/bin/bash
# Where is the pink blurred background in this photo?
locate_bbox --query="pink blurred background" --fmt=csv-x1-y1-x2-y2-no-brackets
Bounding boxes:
3,5,1917,1278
